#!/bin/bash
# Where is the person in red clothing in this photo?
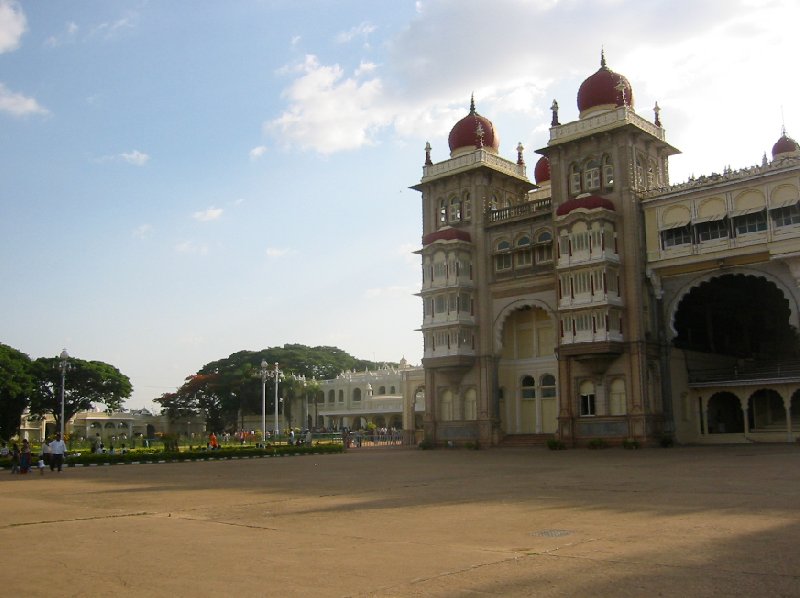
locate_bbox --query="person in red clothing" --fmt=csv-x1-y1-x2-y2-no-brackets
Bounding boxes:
209,432,219,449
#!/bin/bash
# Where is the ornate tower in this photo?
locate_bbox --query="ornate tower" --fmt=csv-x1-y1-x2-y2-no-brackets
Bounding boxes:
540,53,679,443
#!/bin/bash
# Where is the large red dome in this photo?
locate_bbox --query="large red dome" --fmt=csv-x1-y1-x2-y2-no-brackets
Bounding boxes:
556,194,615,216
772,131,800,158
448,97,500,156
534,156,550,184
577,53,633,117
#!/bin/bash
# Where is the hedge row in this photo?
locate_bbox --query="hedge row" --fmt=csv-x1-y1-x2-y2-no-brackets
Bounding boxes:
0,443,343,468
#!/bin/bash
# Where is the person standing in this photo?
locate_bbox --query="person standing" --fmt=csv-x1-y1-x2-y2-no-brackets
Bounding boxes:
49,433,67,472
19,439,31,474
40,438,51,468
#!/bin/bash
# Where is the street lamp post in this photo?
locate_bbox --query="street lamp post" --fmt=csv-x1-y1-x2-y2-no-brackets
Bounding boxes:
273,362,282,437
58,349,69,439
260,360,269,445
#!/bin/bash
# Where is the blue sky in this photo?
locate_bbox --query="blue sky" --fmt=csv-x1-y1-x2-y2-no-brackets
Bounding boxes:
2,0,798,410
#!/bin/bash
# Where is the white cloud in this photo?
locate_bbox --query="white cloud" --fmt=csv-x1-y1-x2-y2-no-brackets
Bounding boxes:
249,145,267,160
175,241,209,255
120,150,149,166
132,224,154,239
45,20,78,48
0,82,49,117
267,54,392,153
90,13,137,40
265,247,292,258
335,22,376,44
192,207,223,222
0,0,26,53
266,0,800,182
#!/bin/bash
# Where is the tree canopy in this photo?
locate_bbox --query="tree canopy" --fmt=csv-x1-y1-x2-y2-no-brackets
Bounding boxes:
155,344,391,431
0,344,34,440
28,356,132,432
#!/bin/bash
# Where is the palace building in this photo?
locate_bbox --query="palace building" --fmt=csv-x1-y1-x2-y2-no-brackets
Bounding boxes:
412,53,800,447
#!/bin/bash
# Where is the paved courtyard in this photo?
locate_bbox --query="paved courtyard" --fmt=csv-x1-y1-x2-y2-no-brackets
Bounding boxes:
1,444,799,597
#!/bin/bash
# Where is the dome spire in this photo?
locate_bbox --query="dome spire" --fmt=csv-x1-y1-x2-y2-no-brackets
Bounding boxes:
470,93,476,113
601,47,607,68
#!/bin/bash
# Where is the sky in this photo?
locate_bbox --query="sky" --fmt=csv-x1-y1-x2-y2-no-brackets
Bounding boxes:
2,0,798,411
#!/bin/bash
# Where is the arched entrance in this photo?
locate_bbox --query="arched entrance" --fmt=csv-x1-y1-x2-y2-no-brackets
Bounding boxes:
707,392,744,434
748,389,786,431
673,273,799,358
496,304,558,435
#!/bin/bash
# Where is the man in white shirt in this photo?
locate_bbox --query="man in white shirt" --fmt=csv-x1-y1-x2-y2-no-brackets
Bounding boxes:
49,433,67,472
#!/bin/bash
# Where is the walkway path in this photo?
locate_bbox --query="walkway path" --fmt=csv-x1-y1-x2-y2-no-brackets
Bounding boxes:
1,445,798,597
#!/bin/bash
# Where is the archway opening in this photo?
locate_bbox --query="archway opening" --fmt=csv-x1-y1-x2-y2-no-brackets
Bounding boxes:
707,392,744,433
673,274,798,359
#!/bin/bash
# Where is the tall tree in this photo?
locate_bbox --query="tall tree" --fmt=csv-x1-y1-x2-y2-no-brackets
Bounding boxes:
0,343,34,440
173,344,392,431
29,356,132,431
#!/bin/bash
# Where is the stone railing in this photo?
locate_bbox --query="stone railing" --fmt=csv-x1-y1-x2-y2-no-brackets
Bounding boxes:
487,198,552,223
550,106,665,145
422,149,527,181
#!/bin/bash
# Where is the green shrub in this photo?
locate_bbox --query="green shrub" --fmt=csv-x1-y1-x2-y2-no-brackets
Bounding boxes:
418,439,435,450
587,438,608,450
547,439,566,450
622,438,640,450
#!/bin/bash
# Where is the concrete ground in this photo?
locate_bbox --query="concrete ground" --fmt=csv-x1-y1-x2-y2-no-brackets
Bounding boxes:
1,444,799,597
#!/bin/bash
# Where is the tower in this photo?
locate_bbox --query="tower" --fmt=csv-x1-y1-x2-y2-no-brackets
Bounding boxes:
540,53,679,443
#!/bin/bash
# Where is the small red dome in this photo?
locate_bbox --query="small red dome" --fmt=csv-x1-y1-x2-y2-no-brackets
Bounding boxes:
556,194,615,216
534,156,550,184
422,228,472,246
448,97,500,155
577,53,633,116
772,131,800,158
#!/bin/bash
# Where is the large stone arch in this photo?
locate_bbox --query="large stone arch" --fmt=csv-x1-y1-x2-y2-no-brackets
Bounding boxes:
493,297,557,354
665,267,800,342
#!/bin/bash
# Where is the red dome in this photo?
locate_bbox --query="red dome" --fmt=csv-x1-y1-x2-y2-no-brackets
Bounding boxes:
556,194,615,216
577,53,633,116
534,156,550,184
772,131,800,158
422,228,472,246
448,97,500,155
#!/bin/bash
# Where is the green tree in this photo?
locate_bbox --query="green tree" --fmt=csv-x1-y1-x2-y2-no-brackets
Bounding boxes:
173,344,391,431
0,343,34,440
29,356,132,432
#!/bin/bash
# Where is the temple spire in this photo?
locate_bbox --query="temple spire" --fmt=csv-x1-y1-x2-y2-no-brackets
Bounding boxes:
470,93,476,113
601,47,606,68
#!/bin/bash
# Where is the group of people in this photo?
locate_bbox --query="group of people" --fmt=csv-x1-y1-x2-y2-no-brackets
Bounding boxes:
3,433,67,475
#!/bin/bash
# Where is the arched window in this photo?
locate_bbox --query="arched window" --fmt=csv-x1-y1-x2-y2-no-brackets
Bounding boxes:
609,378,627,415
328,390,335,403
602,155,614,188
390,386,396,394
579,380,596,416
495,240,512,271
464,388,477,420
535,230,553,263
569,163,581,195
515,235,532,267
378,386,386,395
438,198,447,225
439,390,453,421
540,374,556,397
449,196,462,222
352,388,362,402
521,375,536,399
584,158,601,191
462,192,472,221
338,390,344,403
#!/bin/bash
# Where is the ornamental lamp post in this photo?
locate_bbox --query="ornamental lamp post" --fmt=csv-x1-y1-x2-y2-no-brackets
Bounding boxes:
58,349,69,439
272,362,284,438
260,360,269,445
